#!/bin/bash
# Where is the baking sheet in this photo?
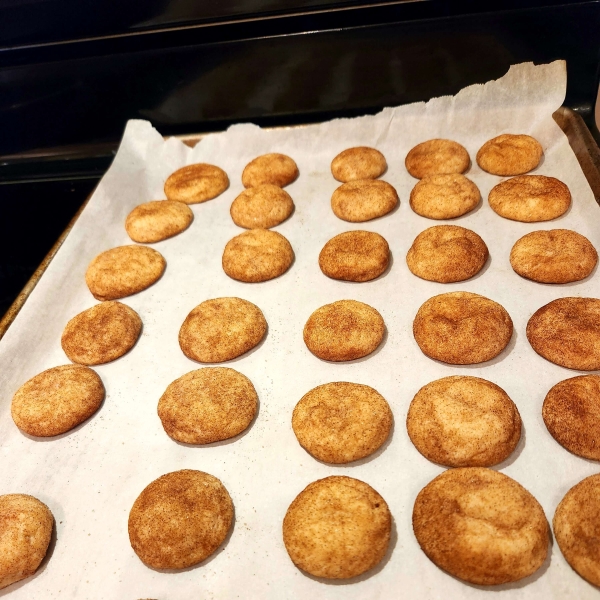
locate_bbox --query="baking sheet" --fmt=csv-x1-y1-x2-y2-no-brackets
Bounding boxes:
1,60,600,599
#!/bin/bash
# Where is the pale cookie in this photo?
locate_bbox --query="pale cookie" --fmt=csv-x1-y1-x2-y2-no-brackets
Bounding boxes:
331,179,398,222
476,134,543,176
11,365,104,437
406,225,488,283
413,292,513,365
85,245,166,301
158,367,258,444
405,139,470,179
331,147,387,182
179,297,267,363
230,184,294,229
510,229,597,283
125,200,193,243
527,297,600,370
413,468,549,585
283,476,391,579
61,301,142,366
409,174,480,220
292,382,392,464
554,474,600,587
128,470,233,570
407,376,521,467
0,494,53,590
303,300,385,362
242,153,298,188
222,229,294,283
164,163,229,204
543,375,600,460
489,175,571,222
319,230,390,282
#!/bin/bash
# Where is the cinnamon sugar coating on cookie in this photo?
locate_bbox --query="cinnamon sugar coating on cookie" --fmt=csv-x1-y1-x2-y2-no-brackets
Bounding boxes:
242,153,298,188
331,179,398,222
413,468,549,585
230,184,294,229
476,134,543,176
409,174,480,220
331,147,386,182
125,200,193,243
165,163,229,204
405,139,470,179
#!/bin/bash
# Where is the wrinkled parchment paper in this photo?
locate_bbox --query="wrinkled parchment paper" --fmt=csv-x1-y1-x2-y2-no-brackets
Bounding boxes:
2,61,600,599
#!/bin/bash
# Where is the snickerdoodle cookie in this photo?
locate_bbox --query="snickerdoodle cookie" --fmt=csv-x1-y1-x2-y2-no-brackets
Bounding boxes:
125,200,193,243
242,153,298,188
230,184,294,229
409,174,480,220
331,179,398,222
319,231,390,282
11,365,104,437
165,163,229,204
283,476,391,579
476,134,543,176
413,292,513,364
331,147,387,182
292,382,392,463
405,139,470,179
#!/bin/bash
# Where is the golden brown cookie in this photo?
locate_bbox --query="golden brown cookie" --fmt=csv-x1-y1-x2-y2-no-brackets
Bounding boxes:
125,200,193,243
85,245,166,301
0,494,53,590
241,153,298,188
527,298,600,371
476,134,543,176
413,468,549,585
283,476,391,579
179,297,267,363
331,179,398,222
128,470,233,570
303,300,385,362
554,474,600,586
489,175,571,222
158,367,258,444
331,147,387,182
164,163,229,204
407,376,521,467
405,139,470,179
413,292,513,365
409,174,480,220
319,231,390,282
61,301,142,366
406,225,488,283
11,365,104,437
230,184,294,229
543,375,600,460
292,382,392,464
510,229,597,283
222,229,294,283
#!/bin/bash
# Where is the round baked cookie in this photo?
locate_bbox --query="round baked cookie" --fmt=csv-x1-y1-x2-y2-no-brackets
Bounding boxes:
319,231,390,282
527,297,600,371
230,184,294,229
554,474,600,586
283,476,391,579
128,470,233,570
331,147,387,182
0,494,53,590
179,297,267,363
405,139,470,179
331,179,398,222
241,153,298,188
476,134,543,176
164,163,229,204
510,229,597,283
413,292,513,365
85,245,166,301
543,375,600,460
413,468,549,585
61,301,142,366
11,365,104,437
303,300,385,362
409,174,480,220
489,175,571,222
158,367,258,444
222,229,294,283
407,376,521,467
406,225,488,283
292,382,392,463
125,200,193,243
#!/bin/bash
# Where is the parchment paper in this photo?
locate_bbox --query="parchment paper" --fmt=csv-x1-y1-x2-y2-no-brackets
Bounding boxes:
1,60,599,599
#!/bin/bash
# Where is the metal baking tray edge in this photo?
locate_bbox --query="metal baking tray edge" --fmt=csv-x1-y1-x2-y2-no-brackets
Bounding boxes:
1,107,598,341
